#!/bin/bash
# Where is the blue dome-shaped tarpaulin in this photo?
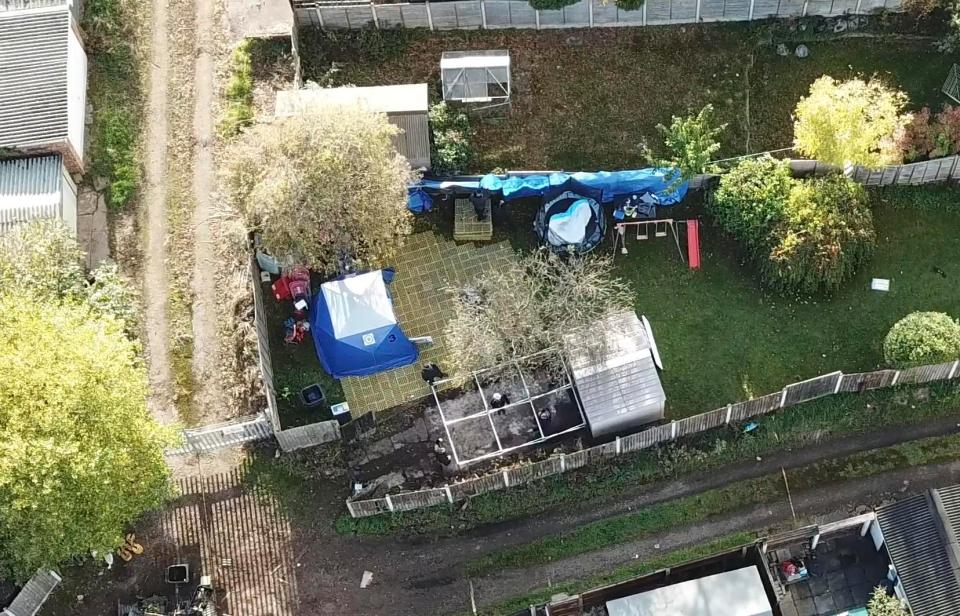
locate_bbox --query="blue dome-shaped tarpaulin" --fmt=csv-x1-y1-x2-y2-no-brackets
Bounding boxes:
534,191,607,254
309,270,419,378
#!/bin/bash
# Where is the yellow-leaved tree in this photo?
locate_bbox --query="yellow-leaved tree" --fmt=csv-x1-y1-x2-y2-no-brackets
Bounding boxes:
221,106,416,274
794,76,909,169
0,296,175,581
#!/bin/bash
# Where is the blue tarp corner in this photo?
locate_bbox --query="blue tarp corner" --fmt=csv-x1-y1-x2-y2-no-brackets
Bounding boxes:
408,187,433,213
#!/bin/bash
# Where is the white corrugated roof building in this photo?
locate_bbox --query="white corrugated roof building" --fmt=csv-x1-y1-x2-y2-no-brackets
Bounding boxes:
0,155,77,235
565,311,666,437
0,4,87,172
275,84,431,169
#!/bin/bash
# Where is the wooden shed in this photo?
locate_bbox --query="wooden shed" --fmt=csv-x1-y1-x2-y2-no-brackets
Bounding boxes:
275,84,431,170
0,4,87,173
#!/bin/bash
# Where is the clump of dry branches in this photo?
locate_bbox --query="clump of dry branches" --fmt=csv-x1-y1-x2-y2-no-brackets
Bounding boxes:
444,250,633,376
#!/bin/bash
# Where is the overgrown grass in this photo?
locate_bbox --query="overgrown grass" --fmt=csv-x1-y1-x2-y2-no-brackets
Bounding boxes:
479,532,758,616
467,428,960,576
83,0,145,209
301,20,953,171
219,40,255,138
335,382,960,537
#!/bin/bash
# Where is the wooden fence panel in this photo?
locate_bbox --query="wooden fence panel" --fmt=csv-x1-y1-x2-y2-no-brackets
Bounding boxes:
390,488,448,511
783,372,842,406
449,472,506,501
274,420,341,452
563,449,590,471
895,361,958,385
506,456,562,485
346,497,391,517
728,392,783,423
619,423,669,453
674,408,726,437
839,370,898,393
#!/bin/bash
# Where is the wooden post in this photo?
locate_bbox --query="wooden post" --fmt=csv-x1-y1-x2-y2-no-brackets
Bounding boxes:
782,468,797,522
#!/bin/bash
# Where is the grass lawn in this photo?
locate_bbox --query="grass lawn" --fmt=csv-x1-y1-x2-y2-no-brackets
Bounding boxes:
300,21,953,171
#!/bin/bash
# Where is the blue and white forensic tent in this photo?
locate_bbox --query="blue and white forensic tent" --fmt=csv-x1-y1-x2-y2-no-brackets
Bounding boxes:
309,270,418,378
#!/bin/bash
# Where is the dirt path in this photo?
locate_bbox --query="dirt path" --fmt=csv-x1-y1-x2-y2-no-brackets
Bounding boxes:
142,0,176,426
189,0,227,422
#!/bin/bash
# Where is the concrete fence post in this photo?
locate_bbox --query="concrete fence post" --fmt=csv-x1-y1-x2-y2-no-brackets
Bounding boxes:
779,388,788,408
535,8,540,28
891,371,901,386
854,0,862,12
445,485,453,503
426,1,434,29
615,436,621,454
385,494,394,512
481,0,487,28
949,360,959,379
725,403,732,424
834,372,844,394
502,469,510,487
346,499,357,518
696,0,702,21
801,0,809,15
315,7,325,28
642,0,647,24
589,0,594,26
748,0,755,19
370,2,379,28
560,452,566,472
670,421,677,439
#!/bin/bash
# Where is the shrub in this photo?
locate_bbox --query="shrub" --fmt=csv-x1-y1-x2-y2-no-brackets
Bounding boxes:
649,104,727,182
219,40,255,138
222,106,414,273
867,586,909,616
709,155,793,255
765,175,875,295
429,102,473,175
932,103,960,157
794,76,908,168
615,0,647,9
895,107,934,162
883,311,960,368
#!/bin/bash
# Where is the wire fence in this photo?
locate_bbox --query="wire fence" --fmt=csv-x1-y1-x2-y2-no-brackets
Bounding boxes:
293,0,901,30
346,359,960,518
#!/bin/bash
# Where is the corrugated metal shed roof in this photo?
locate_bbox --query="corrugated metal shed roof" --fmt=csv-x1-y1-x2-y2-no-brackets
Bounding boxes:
0,7,71,150
2,570,61,616
876,487,960,616
0,156,63,234
0,0,67,11
565,311,666,437
275,84,429,116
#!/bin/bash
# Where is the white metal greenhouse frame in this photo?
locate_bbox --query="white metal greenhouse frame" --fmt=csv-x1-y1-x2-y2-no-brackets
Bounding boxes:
440,50,511,110
431,349,585,466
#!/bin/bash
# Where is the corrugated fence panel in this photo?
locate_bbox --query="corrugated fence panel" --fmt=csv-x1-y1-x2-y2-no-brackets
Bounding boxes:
896,361,958,385
783,372,842,406
839,370,898,393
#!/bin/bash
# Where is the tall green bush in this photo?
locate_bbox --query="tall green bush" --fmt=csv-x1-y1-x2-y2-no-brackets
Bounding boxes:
710,155,793,253
649,104,727,183
765,174,875,295
884,311,960,368
711,157,875,295
219,40,255,138
429,102,473,175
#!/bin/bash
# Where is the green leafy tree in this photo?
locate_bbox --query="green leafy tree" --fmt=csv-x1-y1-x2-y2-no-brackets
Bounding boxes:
0,296,174,581
0,220,139,330
867,586,908,616
222,106,415,273
884,311,960,368
765,174,875,295
794,76,909,169
650,104,727,181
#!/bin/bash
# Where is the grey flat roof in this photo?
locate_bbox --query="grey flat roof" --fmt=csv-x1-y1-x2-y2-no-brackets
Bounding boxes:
565,311,666,436
2,570,61,616
0,155,63,234
0,7,71,149
876,486,960,616
606,566,774,616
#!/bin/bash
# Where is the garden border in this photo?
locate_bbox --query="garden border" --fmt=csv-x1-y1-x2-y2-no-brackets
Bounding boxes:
346,360,959,517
